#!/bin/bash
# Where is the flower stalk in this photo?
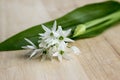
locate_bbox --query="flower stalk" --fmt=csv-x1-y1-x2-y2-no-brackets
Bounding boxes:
73,10,120,38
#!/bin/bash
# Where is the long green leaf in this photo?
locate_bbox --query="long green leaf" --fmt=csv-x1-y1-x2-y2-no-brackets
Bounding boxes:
0,1,120,51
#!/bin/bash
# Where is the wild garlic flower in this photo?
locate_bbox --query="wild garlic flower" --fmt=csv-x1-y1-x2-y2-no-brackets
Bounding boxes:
22,21,80,62
39,21,59,47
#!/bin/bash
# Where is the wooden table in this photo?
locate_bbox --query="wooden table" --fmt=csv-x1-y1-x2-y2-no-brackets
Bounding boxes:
0,0,120,80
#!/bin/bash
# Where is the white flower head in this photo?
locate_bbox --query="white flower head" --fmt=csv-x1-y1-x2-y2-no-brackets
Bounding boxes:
39,21,59,47
53,49,72,62
22,21,81,62
57,26,74,43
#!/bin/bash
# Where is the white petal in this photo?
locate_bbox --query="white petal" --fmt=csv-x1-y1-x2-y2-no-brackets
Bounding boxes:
24,38,36,48
58,41,66,50
41,24,51,32
71,46,80,55
45,38,51,43
64,29,72,37
27,45,36,49
58,55,62,62
22,45,35,49
22,46,28,49
52,21,57,31
30,50,38,58
39,33,44,36
64,38,74,42
53,52,59,56
57,26,63,34
53,31,59,37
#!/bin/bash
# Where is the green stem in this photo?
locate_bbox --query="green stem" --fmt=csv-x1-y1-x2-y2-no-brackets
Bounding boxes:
85,10,120,28
85,19,117,33
73,10,120,37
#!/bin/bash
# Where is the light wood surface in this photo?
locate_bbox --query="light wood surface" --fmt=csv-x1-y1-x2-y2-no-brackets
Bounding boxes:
0,0,120,80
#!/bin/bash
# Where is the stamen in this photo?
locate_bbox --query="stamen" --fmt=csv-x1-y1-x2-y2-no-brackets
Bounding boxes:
59,36,64,40
60,50,64,55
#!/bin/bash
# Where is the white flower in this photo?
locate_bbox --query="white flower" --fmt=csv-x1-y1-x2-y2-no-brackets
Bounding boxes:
22,38,41,58
57,26,74,43
39,21,59,47
52,44,71,62
53,46,80,62
53,50,71,62
22,21,81,62
55,26,74,50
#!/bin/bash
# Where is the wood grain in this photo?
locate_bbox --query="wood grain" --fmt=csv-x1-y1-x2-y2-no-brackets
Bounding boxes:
0,0,120,80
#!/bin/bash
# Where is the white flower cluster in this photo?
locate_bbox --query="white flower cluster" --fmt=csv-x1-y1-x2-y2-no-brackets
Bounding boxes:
22,21,80,62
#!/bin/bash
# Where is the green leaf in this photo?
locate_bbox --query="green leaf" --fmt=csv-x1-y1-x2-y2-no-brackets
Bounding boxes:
0,1,120,51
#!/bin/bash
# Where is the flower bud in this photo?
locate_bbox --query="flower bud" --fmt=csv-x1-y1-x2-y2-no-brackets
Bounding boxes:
73,24,86,37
